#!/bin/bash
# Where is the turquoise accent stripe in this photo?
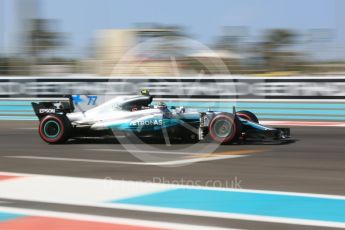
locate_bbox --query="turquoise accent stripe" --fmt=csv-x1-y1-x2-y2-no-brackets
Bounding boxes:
107,118,194,131
240,108,345,115
0,106,33,111
0,100,345,121
0,116,38,121
180,107,345,116
0,112,35,115
113,189,345,223
259,115,345,121
0,211,24,222
165,101,345,109
0,101,32,106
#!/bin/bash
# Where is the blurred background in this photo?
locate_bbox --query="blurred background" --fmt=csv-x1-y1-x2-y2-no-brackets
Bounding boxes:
0,0,344,76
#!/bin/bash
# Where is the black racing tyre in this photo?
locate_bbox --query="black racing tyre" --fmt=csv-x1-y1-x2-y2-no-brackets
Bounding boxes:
237,110,259,123
208,113,239,144
39,114,72,144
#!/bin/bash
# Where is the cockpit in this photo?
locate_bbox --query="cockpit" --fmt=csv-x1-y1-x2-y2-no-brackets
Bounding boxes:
119,95,153,111
119,89,153,111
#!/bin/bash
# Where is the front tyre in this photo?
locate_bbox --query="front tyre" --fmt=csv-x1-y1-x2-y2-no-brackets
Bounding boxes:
39,115,71,144
208,113,239,144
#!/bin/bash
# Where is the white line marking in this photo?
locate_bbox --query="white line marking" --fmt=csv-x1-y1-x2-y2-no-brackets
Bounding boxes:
1,172,345,227
80,203,345,229
87,148,209,155
1,171,345,201
0,176,172,203
5,155,246,166
0,206,237,230
0,193,344,228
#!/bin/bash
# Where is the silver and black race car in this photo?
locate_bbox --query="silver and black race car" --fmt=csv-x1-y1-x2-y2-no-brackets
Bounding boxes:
31,91,291,144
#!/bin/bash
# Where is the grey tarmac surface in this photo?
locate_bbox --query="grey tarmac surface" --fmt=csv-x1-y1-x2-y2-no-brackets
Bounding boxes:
0,120,344,230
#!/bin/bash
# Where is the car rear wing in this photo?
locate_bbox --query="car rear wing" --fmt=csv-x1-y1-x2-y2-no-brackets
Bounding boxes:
31,95,75,119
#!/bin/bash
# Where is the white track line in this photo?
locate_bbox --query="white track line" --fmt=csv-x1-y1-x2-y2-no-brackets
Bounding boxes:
76,203,345,229
0,206,237,230
5,155,245,166
2,204,344,229
87,148,213,155
1,171,345,201
0,171,345,228
0,189,344,229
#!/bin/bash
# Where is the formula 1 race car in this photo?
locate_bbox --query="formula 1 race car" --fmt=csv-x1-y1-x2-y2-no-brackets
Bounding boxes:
31,91,291,144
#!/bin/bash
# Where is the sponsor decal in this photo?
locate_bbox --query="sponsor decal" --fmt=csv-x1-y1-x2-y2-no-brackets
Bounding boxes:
72,95,98,105
130,119,163,126
39,108,55,114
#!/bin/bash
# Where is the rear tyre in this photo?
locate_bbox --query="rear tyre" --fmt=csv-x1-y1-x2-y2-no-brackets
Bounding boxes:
237,110,259,123
208,113,239,144
39,114,71,144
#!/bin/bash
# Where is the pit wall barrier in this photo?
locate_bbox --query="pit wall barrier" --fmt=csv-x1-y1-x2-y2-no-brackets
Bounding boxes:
0,75,345,121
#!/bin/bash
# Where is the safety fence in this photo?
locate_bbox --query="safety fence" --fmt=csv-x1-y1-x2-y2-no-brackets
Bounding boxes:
0,75,345,121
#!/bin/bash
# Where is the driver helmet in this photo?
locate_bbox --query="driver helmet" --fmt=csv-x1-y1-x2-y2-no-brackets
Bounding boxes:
157,101,167,110
140,89,150,96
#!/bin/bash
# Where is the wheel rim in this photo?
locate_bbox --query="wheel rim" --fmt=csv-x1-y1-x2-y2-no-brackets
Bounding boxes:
213,119,233,138
43,120,61,139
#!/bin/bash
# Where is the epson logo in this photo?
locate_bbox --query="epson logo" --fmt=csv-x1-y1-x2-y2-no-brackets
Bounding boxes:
39,108,55,114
